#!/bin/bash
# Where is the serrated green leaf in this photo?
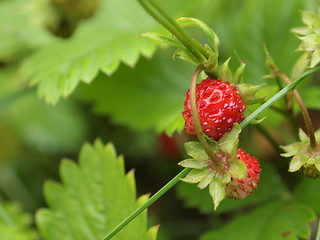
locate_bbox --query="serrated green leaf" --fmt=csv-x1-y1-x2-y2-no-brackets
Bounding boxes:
209,179,226,210
76,51,191,133
176,17,219,53
200,201,315,240
0,202,37,240
36,140,157,240
184,141,209,161
19,0,206,104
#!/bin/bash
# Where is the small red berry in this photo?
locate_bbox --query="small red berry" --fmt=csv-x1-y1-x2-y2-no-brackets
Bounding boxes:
226,149,261,199
182,78,246,141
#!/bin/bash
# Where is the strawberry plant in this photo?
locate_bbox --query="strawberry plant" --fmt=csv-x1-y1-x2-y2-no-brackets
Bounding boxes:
1,0,320,239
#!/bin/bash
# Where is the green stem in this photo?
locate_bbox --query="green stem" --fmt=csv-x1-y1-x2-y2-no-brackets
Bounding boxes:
189,66,219,166
103,168,191,240
316,217,320,240
276,70,317,148
138,0,207,63
240,67,320,129
103,66,320,240
0,203,14,226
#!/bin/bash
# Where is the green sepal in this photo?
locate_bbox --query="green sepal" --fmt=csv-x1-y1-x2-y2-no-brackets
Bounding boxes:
220,172,231,184
298,128,309,142
218,123,241,157
203,52,219,77
291,26,312,36
181,169,210,183
234,61,246,84
291,52,310,79
184,141,212,161
298,34,320,51
280,142,303,157
219,57,233,82
178,159,208,169
289,154,307,172
209,179,226,210
230,160,247,179
138,32,183,48
198,173,214,189
264,44,277,73
236,83,265,103
300,10,320,27
176,17,220,53
310,49,320,67
173,48,199,65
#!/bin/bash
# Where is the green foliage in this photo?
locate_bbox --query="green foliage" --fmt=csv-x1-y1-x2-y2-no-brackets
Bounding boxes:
76,51,190,134
294,178,320,213
0,202,37,240
36,140,157,240
0,0,50,63
200,200,315,240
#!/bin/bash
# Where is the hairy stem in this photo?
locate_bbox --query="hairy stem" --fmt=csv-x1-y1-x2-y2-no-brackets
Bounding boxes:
138,0,207,63
275,70,317,148
189,66,220,167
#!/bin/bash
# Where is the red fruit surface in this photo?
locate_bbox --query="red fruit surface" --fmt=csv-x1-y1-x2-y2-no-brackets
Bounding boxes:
226,149,261,199
182,78,246,141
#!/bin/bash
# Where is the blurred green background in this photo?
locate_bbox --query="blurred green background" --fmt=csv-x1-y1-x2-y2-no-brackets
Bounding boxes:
1,0,320,239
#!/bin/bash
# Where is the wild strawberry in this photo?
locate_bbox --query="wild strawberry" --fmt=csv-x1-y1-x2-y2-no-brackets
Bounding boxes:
182,77,246,141
226,149,261,199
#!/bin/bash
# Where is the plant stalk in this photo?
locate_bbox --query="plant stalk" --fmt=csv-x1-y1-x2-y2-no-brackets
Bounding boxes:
275,70,317,149
138,0,207,63
103,167,191,240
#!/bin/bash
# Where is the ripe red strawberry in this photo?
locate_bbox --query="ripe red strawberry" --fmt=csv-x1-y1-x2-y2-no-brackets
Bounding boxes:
182,77,246,141
226,149,261,199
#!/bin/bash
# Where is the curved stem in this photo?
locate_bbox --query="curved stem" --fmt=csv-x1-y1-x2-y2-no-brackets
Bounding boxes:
275,70,317,148
189,66,220,167
138,0,207,63
103,167,191,240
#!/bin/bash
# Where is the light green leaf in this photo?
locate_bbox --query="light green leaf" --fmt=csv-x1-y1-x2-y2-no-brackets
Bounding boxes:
218,123,241,156
0,0,50,62
2,92,87,153
230,160,247,179
184,141,209,161
0,202,37,240
289,155,306,172
36,140,157,240
294,178,320,213
219,57,233,83
178,159,208,169
176,17,219,52
138,32,183,48
76,51,191,133
209,179,226,210
198,173,214,189
181,169,209,183
200,201,315,240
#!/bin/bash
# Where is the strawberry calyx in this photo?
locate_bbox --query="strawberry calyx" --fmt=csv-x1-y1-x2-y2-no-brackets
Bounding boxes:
178,124,249,210
281,128,320,178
